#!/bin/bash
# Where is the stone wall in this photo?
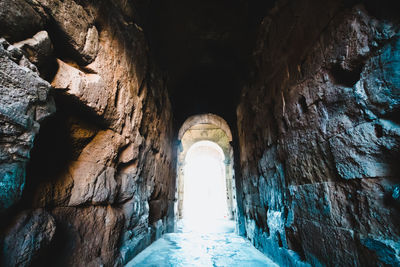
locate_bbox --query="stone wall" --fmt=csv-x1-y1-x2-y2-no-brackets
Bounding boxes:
236,1,400,266
0,1,175,266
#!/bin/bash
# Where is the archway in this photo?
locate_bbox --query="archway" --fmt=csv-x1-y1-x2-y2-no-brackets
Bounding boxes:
175,113,237,230
183,141,228,221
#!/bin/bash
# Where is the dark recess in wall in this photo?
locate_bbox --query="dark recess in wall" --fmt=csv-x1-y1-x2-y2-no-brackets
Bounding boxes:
12,92,103,209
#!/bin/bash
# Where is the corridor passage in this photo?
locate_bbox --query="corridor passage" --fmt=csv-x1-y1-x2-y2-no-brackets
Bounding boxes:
126,219,278,267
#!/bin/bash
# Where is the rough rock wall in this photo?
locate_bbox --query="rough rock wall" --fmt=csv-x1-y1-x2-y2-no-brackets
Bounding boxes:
0,1,175,266
0,37,55,214
236,1,400,266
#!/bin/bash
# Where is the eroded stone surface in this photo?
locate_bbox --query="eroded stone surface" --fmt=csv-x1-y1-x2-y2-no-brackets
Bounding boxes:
236,2,400,266
36,0,99,64
2,209,56,267
1,0,399,267
13,31,54,77
51,59,108,116
0,38,55,212
0,0,45,42
0,2,175,266
49,205,124,267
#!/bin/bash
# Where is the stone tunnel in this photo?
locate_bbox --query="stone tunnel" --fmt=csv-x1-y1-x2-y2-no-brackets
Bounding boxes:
0,0,399,266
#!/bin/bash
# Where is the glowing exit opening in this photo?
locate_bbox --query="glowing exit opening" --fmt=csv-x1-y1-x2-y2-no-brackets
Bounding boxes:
182,141,229,221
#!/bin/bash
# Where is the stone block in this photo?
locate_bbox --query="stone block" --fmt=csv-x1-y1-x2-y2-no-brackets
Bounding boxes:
2,209,56,267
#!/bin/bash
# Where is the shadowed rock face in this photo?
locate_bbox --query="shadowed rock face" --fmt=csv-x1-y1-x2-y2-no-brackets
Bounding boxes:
0,0,399,266
1,1,175,266
0,38,55,213
2,209,56,267
236,1,400,266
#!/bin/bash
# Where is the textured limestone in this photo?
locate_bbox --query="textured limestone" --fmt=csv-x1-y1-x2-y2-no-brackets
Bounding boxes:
2,0,399,267
1,0,99,64
0,0,45,42
0,1,175,266
329,121,399,179
0,38,55,213
68,130,124,206
2,209,56,267
236,2,400,266
13,31,54,77
36,0,99,64
51,59,108,116
49,206,124,267
119,142,141,164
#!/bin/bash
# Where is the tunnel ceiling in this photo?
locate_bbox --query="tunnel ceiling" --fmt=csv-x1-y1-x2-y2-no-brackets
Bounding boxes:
139,0,277,126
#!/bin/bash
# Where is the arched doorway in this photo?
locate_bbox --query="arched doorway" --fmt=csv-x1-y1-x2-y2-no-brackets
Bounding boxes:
175,113,237,230
183,141,228,220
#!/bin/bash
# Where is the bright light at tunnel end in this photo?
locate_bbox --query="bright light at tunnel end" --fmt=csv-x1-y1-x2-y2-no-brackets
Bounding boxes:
182,141,230,232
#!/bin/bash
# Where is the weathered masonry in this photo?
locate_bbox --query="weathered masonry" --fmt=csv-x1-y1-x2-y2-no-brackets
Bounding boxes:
0,0,399,266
